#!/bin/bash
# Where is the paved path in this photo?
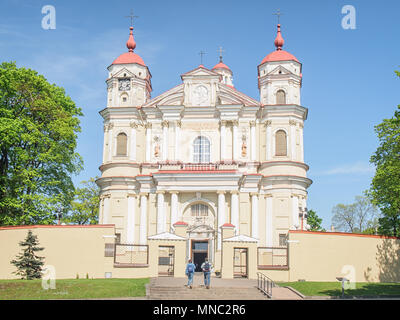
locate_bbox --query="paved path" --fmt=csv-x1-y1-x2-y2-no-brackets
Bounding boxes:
147,274,303,300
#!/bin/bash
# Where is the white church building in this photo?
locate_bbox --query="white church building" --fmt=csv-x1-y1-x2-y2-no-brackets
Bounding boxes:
96,22,312,275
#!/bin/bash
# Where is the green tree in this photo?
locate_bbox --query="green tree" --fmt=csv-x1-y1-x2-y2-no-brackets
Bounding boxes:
10,230,45,279
306,209,325,231
0,62,83,225
331,195,379,233
369,71,400,237
63,177,100,225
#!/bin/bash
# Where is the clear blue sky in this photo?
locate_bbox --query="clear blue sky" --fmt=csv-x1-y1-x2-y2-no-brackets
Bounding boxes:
1,0,399,229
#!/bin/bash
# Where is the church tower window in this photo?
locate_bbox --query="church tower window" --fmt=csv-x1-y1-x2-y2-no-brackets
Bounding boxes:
191,204,209,217
275,130,287,156
193,136,210,163
116,132,128,156
276,89,286,104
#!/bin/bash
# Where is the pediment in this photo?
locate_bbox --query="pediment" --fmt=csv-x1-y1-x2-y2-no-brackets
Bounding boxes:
267,65,292,76
217,83,261,107
112,67,136,79
181,66,221,79
143,84,184,108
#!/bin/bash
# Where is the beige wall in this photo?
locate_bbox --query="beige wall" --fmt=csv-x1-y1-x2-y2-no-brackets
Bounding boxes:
288,231,400,283
0,225,116,280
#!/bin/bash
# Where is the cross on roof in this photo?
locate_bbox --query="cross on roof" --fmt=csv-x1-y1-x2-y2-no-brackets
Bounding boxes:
272,8,283,24
125,9,139,27
199,50,206,65
218,46,225,62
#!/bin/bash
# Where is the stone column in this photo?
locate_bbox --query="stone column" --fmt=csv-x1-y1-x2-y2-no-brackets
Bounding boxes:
289,120,297,160
170,191,179,228
265,194,273,247
251,193,259,240
175,121,181,160
157,191,165,234
129,122,137,161
291,194,299,229
299,122,304,162
139,193,148,245
162,120,169,161
126,194,137,243
265,121,272,160
102,194,111,224
250,121,256,161
230,191,239,235
232,120,238,160
103,125,108,163
145,123,152,162
217,191,226,250
107,123,114,162
220,120,226,160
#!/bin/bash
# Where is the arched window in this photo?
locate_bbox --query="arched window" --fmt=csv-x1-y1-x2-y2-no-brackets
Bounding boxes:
193,136,210,163
275,130,287,156
191,204,209,217
116,133,127,156
276,90,286,104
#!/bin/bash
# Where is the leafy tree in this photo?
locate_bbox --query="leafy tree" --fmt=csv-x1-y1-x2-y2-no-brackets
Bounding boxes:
0,62,83,225
10,230,45,279
306,209,325,231
331,195,379,233
63,177,100,225
369,72,400,236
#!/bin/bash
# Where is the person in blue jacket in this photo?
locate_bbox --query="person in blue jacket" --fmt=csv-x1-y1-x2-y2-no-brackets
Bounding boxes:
185,259,196,289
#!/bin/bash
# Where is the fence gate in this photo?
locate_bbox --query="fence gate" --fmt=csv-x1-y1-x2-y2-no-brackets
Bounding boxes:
158,246,175,276
233,247,248,278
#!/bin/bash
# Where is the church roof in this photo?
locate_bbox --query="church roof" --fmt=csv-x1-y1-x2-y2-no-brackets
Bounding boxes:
212,61,231,71
260,24,299,65
111,26,146,67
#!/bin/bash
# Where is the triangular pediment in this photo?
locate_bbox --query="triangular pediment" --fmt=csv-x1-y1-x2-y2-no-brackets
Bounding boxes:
224,234,258,242
112,67,136,79
181,66,221,79
267,65,292,76
148,232,186,240
143,84,184,108
217,83,261,107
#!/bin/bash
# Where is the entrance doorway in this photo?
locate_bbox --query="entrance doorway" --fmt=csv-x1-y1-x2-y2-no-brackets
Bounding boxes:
233,247,248,278
158,246,175,276
191,240,208,272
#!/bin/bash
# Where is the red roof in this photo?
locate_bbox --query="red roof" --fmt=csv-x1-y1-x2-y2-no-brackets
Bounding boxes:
173,221,188,226
221,223,235,228
212,61,231,71
112,52,146,66
260,50,299,64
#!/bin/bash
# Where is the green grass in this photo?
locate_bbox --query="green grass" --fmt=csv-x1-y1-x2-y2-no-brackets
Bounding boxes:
0,278,149,300
277,281,400,297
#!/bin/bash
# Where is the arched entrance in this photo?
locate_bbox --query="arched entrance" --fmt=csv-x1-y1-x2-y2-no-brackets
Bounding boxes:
182,201,217,271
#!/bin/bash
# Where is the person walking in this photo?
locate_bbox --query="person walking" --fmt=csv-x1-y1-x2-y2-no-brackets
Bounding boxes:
185,259,196,289
201,257,213,289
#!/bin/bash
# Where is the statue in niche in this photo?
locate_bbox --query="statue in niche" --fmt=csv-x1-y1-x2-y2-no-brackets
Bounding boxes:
154,136,160,158
241,134,247,157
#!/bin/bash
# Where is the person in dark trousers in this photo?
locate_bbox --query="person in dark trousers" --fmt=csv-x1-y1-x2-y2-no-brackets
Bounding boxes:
201,257,213,289
185,259,196,289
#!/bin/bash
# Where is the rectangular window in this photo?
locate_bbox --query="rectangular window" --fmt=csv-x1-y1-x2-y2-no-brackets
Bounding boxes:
279,234,287,247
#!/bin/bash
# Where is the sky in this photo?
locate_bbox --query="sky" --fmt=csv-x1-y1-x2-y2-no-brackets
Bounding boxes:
1,0,399,229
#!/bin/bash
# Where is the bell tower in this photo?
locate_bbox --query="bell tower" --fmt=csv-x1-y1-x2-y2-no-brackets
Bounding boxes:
106,25,152,108
257,24,302,106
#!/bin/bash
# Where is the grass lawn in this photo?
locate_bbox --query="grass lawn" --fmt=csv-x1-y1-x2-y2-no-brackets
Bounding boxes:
277,281,400,297
0,278,149,300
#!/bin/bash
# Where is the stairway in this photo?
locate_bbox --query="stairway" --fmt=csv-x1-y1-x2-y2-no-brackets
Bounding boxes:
148,276,270,300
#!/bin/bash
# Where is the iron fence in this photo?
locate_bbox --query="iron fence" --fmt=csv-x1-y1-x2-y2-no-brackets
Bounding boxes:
114,244,149,267
257,246,288,269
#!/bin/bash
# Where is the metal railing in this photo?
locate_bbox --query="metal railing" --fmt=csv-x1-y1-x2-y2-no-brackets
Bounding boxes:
114,244,149,267
158,162,239,171
257,246,288,269
257,272,275,298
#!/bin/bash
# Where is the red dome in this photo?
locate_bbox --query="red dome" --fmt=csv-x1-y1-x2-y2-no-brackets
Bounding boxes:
112,52,146,66
260,50,299,64
212,61,231,71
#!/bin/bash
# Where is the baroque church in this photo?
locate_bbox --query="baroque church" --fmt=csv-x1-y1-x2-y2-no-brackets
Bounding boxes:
96,21,312,274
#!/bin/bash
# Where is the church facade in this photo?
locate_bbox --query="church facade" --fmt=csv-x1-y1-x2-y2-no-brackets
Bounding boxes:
96,23,312,276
